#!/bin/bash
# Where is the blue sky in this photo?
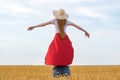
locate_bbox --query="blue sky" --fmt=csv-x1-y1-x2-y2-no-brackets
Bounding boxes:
0,0,120,65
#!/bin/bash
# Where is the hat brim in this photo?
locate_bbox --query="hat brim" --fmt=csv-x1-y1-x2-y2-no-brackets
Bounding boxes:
53,10,69,19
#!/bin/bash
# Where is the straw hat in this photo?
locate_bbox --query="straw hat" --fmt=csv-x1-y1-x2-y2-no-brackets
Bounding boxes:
53,9,69,19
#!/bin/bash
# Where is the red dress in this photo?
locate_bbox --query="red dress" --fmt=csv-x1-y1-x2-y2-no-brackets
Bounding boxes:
45,33,74,66
45,19,74,66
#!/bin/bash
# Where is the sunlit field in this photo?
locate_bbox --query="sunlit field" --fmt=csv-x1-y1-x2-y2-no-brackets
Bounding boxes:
0,65,120,80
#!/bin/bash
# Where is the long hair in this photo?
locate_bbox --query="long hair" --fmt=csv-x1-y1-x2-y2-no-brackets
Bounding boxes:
57,19,67,39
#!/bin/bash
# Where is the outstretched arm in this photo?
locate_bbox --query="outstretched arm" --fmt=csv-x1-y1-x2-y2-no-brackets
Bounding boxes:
70,22,90,38
27,21,52,31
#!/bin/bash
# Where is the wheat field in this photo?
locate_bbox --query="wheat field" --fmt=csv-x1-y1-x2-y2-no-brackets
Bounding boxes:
0,65,120,80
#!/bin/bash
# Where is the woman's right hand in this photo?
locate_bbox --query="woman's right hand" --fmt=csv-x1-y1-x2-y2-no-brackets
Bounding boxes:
27,26,35,31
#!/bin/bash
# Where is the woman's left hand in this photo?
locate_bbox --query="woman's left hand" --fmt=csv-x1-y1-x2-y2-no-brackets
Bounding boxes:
85,32,90,38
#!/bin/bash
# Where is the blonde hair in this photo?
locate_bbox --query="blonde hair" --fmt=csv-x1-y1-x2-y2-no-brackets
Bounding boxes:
57,19,67,39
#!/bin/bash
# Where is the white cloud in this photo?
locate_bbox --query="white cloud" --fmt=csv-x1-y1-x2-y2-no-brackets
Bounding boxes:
38,0,100,3
28,0,102,5
29,0,46,4
67,0,102,3
0,0,42,16
0,0,107,18
75,7,109,20
0,3,31,14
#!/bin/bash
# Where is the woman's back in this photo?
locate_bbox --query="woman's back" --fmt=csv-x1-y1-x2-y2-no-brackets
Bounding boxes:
51,18,72,39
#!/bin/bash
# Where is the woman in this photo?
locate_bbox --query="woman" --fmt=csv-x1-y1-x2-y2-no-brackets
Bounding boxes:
27,9,90,77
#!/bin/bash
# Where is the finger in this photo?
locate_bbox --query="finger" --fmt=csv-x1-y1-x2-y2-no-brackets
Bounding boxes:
86,34,89,38
88,35,90,38
27,28,30,30
27,28,32,31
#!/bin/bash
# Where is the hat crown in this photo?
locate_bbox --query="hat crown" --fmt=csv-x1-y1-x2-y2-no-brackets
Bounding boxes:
53,9,69,19
58,9,65,16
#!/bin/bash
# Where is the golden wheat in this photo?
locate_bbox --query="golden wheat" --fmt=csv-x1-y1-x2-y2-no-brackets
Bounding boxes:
0,65,120,80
